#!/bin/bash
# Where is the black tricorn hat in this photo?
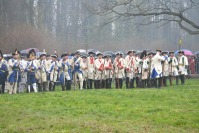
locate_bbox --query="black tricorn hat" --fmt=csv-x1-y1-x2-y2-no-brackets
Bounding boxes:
178,50,183,54
88,51,95,55
156,49,162,52
162,51,168,54
140,50,147,59
75,51,81,55
27,49,36,58
169,51,174,54
12,49,20,56
51,54,58,58
127,50,133,55
96,52,103,56
61,52,69,58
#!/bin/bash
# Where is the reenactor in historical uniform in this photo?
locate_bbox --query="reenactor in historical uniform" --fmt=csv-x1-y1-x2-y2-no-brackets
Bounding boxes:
182,51,189,76
25,49,38,93
45,54,51,91
94,52,105,89
18,56,27,93
37,51,49,92
162,51,169,86
140,50,148,88
147,52,154,87
104,54,113,89
178,50,188,85
135,52,142,88
113,52,125,89
0,50,8,94
151,49,167,88
59,52,73,91
81,54,88,89
168,51,179,85
87,51,95,89
125,50,137,89
72,51,85,90
49,54,59,91
8,49,22,94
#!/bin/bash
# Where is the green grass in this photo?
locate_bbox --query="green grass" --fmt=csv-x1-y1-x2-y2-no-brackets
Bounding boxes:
0,79,199,133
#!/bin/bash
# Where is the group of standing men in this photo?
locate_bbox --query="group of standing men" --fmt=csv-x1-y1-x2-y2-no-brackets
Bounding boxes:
0,48,188,94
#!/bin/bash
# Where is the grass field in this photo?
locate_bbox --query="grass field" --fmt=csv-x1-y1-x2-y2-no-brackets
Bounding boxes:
0,79,199,133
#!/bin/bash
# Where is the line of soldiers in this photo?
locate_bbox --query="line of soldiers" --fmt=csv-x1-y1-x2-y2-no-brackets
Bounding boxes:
0,48,188,94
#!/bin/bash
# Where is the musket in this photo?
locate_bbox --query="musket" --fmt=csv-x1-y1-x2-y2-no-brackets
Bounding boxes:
161,60,165,87
169,58,173,86
148,59,152,87
128,57,133,88
13,59,21,92
73,57,81,90
51,61,57,87
100,59,104,88
139,60,143,88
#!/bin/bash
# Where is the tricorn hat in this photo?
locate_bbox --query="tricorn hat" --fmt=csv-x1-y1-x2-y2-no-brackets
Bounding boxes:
96,52,103,56
88,51,95,55
156,49,162,52
75,51,81,55
162,51,168,55
169,51,174,54
127,50,133,55
27,49,36,58
178,50,183,54
12,49,20,56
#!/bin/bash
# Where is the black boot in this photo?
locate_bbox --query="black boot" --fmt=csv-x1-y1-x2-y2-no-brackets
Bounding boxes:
181,75,185,85
94,80,97,89
119,79,123,89
109,78,112,88
49,82,52,91
164,77,167,86
43,82,47,91
53,82,56,91
136,77,139,88
126,77,129,89
176,76,179,85
62,85,65,91
131,78,135,88
154,79,158,88
83,80,87,89
158,78,162,88
102,80,105,88
115,78,119,89
105,79,109,89
38,83,42,92
66,80,71,90
90,79,93,89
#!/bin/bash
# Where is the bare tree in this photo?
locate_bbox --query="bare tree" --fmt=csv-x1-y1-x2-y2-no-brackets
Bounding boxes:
88,0,199,35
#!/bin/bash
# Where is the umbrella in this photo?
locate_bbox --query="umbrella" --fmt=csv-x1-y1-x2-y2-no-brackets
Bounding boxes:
194,51,199,55
103,51,115,57
20,48,40,56
174,49,193,56
77,49,86,54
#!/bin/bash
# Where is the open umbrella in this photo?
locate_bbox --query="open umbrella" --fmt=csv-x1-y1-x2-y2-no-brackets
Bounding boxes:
77,49,86,54
194,51,199,55
175,49,193,56
20,48,40,56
